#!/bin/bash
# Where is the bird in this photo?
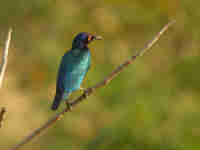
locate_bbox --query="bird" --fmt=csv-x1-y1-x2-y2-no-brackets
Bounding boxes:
51,32,102,110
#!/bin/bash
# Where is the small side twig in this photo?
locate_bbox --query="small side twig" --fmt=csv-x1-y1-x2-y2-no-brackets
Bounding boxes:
0,28,12,87
0,107,6,128
10,20,175,150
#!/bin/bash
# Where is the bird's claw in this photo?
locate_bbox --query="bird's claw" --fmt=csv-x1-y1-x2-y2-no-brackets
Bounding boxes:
82,88,93,99
80,87,87,98
65,101,72,111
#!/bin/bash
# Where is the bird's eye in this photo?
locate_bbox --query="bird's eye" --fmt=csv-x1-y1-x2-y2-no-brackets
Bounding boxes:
87,35,93,42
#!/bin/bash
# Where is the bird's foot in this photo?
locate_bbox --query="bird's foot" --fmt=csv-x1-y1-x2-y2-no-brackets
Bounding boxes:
82,88,93,99
65,101,72,111
80,87,88,98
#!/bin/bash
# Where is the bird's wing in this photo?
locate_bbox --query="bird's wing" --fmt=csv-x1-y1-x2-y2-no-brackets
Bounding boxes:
56,53,71,94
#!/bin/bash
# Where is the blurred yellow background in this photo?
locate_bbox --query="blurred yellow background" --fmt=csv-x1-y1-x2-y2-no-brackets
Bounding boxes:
1,0,200,150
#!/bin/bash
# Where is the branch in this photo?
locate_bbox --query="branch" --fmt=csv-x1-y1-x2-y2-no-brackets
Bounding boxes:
0,28,12,129
10,20,175,150
0,28,12,87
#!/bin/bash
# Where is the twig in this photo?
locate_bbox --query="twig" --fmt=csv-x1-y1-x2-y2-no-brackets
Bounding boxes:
0,28,12,87
0,28,12,129
10,20,175,150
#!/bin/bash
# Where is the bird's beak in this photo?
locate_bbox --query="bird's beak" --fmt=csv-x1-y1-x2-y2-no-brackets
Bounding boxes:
88,35,102,43
94,35,103,40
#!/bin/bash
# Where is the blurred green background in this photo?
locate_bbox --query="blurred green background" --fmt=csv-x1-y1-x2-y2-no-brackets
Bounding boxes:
1,0,200,150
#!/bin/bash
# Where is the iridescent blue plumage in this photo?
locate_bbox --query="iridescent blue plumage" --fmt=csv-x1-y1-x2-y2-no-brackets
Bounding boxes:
51,32,102,110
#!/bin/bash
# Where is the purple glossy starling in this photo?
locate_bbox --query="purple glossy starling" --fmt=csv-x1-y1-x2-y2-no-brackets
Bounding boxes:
51,32,102,110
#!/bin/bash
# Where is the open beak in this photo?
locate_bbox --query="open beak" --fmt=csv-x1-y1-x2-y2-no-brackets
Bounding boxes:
87,34,103,44
94,35,103,40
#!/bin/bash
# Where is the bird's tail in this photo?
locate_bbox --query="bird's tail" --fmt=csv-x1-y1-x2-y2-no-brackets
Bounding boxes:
51,94,62,110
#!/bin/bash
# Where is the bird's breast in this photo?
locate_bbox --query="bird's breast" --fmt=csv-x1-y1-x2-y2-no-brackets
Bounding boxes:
72,54,90,73
65,49,90,73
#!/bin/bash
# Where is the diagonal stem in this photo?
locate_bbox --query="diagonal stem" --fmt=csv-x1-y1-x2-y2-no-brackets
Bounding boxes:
0,28,12,87
0,28,12,129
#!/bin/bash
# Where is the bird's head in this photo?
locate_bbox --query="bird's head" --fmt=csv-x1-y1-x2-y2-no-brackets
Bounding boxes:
72,32,102,49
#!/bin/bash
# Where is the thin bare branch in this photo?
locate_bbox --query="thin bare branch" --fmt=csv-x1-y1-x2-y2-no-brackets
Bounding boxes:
0,28,12,87
10,20,175,150
0,28,12,129
135,20,176,57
